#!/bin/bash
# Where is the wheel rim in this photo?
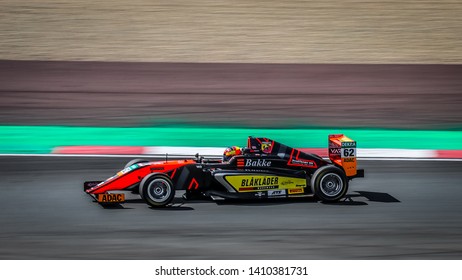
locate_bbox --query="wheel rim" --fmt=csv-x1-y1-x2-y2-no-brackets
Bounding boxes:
319,173,343,197
147,178,171,203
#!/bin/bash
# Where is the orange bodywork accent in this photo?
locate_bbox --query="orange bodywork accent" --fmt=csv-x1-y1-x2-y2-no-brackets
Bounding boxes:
97,193,125,203
88,159,195,194
328,134,357,177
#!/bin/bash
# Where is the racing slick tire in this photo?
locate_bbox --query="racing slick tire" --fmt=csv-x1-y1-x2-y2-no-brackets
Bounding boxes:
311,165,348,202
124,159,149,169
139,173,175,207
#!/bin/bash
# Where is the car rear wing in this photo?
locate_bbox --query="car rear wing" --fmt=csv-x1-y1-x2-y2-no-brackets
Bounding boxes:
328,134,359,177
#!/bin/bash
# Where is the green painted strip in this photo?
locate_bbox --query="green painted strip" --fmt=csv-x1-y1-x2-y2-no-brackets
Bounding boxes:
0,125,460,154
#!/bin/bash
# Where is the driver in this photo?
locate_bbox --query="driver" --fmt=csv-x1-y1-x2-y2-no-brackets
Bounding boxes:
223,146,242,162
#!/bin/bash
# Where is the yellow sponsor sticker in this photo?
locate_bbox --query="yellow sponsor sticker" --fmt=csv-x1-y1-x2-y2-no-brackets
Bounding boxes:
225,175,306,192
288,188,304,194
97,193,125,203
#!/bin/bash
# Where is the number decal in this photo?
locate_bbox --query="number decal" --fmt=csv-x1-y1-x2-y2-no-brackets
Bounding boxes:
342,148,355,157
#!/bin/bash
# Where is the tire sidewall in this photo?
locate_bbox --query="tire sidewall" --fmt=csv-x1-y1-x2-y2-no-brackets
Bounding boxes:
139,173,175,207
311,165,348,202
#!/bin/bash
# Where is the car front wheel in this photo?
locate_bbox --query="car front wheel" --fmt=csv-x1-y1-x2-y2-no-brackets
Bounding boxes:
139,174,175,207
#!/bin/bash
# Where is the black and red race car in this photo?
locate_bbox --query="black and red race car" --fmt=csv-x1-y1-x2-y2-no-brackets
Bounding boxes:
84,135,364,207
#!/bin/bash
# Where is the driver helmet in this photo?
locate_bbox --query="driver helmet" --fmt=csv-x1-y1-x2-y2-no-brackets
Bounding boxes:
223,146,242,162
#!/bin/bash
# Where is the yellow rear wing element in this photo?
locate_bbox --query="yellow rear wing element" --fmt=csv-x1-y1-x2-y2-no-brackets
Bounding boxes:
328,134,357,177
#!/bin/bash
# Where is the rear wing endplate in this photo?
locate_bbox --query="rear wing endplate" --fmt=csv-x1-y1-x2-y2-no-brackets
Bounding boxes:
328,134,357,177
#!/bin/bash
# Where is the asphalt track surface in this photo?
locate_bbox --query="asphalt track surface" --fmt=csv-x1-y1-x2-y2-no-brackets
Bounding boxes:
1,156,462,259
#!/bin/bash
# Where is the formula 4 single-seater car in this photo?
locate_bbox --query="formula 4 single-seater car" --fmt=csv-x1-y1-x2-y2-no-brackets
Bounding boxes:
84,135,364,207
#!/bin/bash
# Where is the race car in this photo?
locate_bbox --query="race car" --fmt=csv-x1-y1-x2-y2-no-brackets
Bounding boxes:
84,135,364,207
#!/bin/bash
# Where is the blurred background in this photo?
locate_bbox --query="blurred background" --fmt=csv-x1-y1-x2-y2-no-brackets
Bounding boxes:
1,0,461,63
1,0,461,131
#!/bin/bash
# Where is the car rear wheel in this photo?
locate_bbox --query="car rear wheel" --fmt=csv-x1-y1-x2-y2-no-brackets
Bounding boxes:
139,173,175,207
311,165,348,202
124,159,149,169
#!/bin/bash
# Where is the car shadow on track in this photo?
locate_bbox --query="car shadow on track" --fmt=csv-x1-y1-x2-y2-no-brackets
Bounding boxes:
353,191,400,203
216,191,401,207
100,191,400,209
98,198,195,210
99,202,129,209
215,197,317,206
123,198,196,210
326,191,401,206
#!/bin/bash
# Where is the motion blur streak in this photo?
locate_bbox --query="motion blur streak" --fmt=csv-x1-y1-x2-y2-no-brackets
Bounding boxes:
1,61,461,129
0,1,461,63
1,156,462,259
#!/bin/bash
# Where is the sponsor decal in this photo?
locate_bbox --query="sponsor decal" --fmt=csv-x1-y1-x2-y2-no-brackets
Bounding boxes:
343,158,355,162
268,189,286,197
288,188,304,194
280,179,294,186
237,158,245,168
291,159,314,166
225,175,307,192
254,192,265,198
244,169,272,173
287,149,317,168
150,167,165,171
261,142,273,153
241,176,278,187
97,193,125,203
341,141,356,148
240,186,278,191
84,181,100,188
117,165,138,176
329,148,341,154
245,159,271,167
